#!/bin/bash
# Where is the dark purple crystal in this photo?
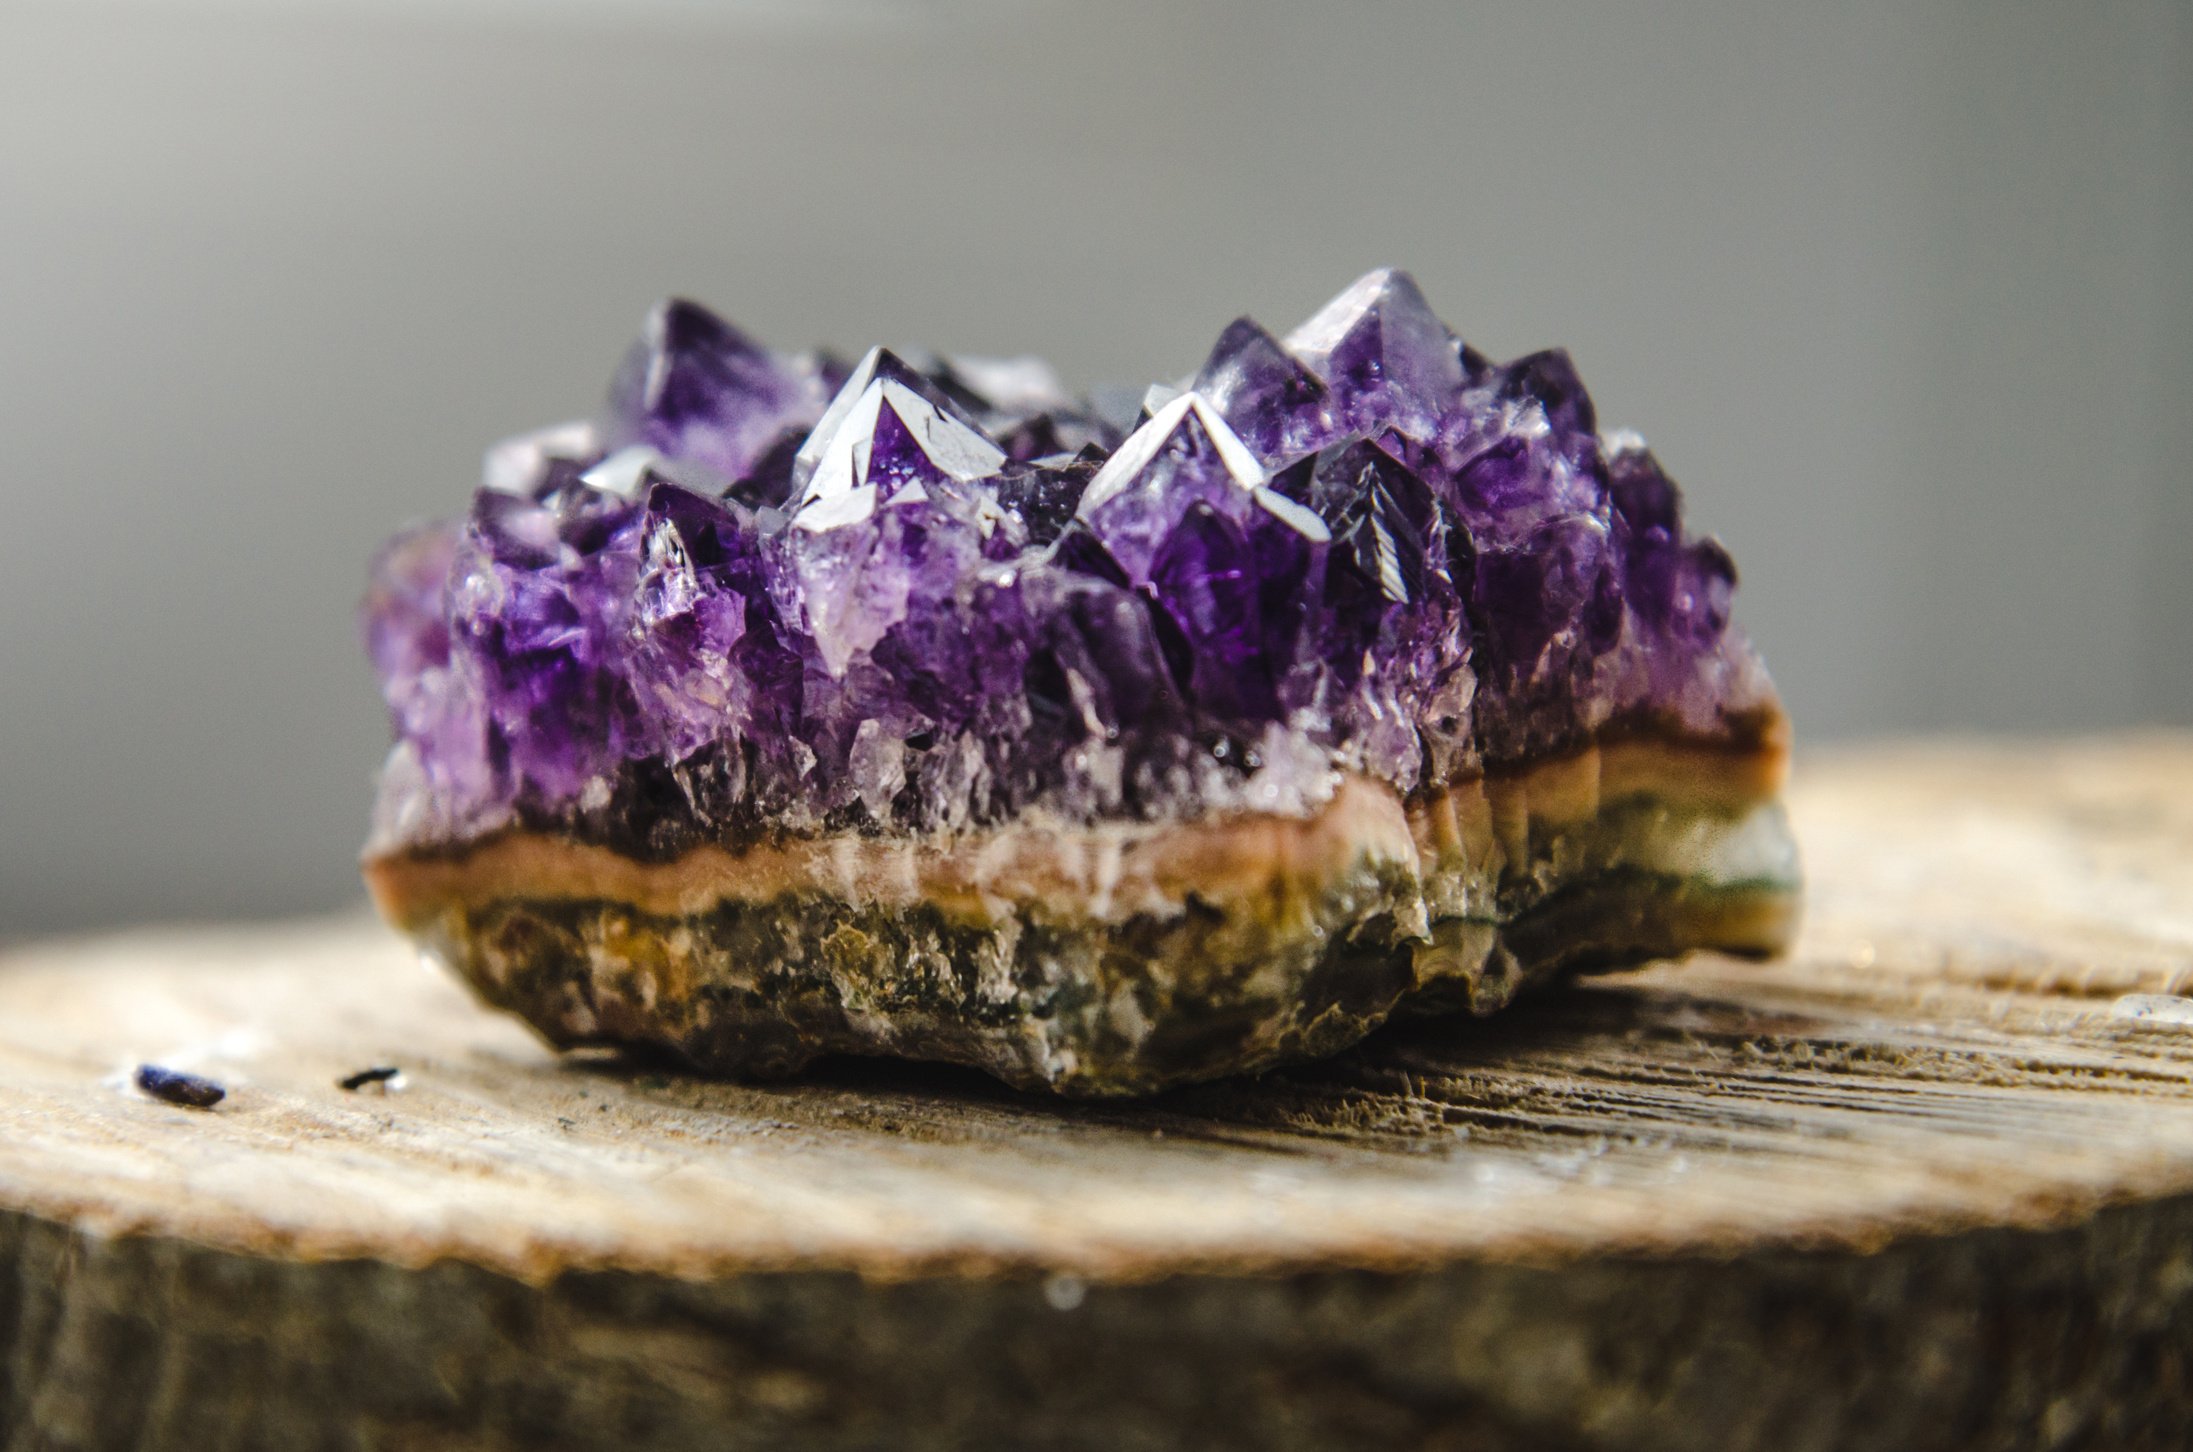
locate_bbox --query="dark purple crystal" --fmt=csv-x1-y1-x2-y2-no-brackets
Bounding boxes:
603,299,830,486
365,275,1775,845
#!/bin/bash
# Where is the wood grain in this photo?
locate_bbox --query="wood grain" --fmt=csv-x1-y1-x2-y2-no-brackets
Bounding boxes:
4,735,2193,1450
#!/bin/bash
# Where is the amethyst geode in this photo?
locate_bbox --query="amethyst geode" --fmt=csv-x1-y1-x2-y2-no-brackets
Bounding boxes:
364,271,1797,1095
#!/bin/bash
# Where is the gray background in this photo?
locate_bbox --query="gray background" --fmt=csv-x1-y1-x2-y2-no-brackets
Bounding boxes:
2,0,2187,935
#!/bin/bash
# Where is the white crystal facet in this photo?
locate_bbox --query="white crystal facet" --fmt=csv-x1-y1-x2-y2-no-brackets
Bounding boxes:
483,419,599,494
580,444,665,500
1283,268,1405,364
1251,485,1331,543
1078,392,1266,516
794,363,1007,533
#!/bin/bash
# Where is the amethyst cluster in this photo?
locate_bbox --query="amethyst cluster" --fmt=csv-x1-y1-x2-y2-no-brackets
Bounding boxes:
366,271,1769,848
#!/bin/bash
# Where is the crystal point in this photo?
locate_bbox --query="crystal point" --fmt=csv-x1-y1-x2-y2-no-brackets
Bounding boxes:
1285,268,1465,439
364,276,1795,1097
790,347,1003,501
368,277,1776,842
1314,440,1442,608
1076,393,1266,587
1194,317,1335,464
605,299,825,485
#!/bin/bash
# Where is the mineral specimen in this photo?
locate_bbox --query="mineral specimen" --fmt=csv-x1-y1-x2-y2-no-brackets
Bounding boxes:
362,271,1797,1095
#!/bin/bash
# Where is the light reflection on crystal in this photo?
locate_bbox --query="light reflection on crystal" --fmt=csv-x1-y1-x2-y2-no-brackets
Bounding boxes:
483,419,600,496
366,270,1775,846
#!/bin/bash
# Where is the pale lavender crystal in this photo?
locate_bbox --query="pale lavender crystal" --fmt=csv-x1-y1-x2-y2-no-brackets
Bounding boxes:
365,273,1776,846
365,522,506,844
627,483,765,763
777,349,1009,677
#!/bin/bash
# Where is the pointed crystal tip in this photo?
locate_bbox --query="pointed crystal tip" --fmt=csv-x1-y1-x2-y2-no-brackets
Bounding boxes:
365,273,1776,843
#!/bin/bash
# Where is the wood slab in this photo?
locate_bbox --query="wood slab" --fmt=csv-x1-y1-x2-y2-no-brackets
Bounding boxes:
4,735,2193,1451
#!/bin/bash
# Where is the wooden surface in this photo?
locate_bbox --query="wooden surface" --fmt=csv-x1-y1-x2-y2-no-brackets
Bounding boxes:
5,735,2193,1450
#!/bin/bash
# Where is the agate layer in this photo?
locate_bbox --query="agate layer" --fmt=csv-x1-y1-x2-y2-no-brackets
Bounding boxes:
362,271,1797,1095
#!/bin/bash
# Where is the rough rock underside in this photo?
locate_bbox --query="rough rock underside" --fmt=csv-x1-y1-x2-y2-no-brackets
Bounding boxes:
362,270,1798,1094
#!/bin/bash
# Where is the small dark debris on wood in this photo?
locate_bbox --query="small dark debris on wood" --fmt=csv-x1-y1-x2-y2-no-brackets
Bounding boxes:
338,1065,405,1092
134,1064,225,1109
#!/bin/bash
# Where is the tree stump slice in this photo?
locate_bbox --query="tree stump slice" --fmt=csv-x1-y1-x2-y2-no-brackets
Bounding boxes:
5,735,2193,1451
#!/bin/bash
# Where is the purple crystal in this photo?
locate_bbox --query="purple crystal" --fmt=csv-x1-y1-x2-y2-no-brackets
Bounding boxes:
1283,268,1465,440
1148,502,1278,722
627,482,768,762
1074,392,1325,591
778,348,1010,677
443,484,648,802
605,299,829,486
1193,317,1336,464
1310,440,1444,614
365,270,1777,843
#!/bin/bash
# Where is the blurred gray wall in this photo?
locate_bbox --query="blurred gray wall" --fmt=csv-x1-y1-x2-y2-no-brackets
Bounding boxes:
2,0,2187,934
